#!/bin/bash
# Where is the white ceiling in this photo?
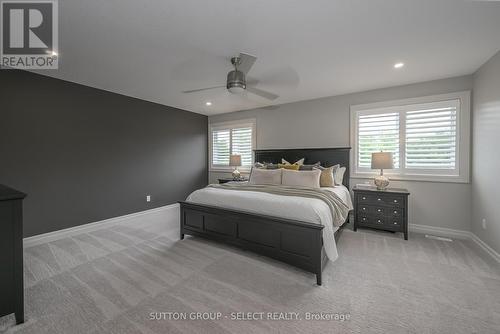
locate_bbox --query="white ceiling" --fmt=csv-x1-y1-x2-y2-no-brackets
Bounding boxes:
39,0,500,115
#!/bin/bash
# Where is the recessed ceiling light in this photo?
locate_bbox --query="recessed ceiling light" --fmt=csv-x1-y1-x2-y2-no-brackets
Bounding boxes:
205,101,212,106
394,62,404,69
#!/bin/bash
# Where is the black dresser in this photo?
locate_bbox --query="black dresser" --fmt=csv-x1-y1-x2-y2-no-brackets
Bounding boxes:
0,184,26,324
353,186,409,240
218,178,249,184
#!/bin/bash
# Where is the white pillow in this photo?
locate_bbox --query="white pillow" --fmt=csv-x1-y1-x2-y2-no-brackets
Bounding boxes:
281,169,321,188
281,158,305,166
334,166,346,186
249,168,282,185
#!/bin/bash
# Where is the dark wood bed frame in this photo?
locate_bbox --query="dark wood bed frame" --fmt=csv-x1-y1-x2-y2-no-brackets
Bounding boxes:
179,147,351,285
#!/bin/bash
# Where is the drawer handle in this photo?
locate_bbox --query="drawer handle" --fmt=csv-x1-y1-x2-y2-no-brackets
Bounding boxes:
377,209,381,212
377,219,381,223
377,198,381,201
362,207,366,211
394,199,398,203
362,197,366,200
394,211,398,214
393,222,398,225
362,217,367,221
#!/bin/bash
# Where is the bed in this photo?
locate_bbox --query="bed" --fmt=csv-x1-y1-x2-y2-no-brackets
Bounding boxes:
179,147,352,285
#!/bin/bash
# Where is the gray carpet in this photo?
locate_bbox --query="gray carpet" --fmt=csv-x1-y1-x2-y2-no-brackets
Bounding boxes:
1,208,499,334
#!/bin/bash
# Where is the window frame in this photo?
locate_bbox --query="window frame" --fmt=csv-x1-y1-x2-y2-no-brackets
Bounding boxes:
350,91,470,183
209,118,256,172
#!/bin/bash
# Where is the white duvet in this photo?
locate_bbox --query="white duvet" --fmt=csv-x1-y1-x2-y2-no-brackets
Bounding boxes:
186,184,353,262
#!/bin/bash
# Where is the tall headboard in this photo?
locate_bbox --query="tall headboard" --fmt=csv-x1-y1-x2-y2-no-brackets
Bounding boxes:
254,147,351,188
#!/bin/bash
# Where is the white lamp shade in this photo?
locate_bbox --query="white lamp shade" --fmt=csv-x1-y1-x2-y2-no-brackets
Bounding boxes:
371,152,394,169
229,154,242,167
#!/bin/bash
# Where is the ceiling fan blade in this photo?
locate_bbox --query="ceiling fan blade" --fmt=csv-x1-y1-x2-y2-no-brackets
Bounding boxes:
237,53,257,74
246,77,259,86
246,86,279,100
182,85,225,93
260,105,280,110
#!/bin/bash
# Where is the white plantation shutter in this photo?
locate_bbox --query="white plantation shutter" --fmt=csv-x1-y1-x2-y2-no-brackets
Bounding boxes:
405,102,458,170
231,127,253,166
210,120,255,169
352,95,468,181
358,112,400,168
212,129,230,166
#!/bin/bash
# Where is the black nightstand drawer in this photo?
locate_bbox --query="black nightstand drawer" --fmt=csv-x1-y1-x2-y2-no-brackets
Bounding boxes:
358,215,386,226
388,217,403,228
218,178,248,184
358,193,404,207
390,208,403,218
353,187,409,240
358,215,403,230
356,205,390,216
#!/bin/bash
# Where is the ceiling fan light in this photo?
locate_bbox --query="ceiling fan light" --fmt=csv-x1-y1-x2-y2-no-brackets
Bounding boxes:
228,85,245,94
227,69,246,94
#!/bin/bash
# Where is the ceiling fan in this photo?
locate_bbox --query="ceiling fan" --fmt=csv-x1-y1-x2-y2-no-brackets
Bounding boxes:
182,53,279,100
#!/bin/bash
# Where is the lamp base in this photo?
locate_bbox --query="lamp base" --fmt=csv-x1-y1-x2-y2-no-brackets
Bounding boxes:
374,175,390,190
232,168,241,180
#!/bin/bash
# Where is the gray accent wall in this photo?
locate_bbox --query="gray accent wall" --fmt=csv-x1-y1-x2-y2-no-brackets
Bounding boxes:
0,70,208,237
209,76,473,232
472,50,500,254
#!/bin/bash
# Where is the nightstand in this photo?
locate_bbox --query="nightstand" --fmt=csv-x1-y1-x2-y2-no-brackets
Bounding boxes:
218,178,249,184
353,186,410,240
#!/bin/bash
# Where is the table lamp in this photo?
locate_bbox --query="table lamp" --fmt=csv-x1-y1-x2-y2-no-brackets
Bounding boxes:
230,154,242,180
371,151,394,190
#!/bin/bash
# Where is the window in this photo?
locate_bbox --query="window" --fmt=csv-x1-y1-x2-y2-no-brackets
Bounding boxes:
210,119,256,171
351,92,470,182
358,112,400,169
405,101,458,171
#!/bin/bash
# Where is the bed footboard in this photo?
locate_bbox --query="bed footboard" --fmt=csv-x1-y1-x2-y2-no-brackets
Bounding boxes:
179,201,326,285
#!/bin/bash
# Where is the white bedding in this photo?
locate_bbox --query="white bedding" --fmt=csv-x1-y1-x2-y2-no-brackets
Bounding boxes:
186,183,353,262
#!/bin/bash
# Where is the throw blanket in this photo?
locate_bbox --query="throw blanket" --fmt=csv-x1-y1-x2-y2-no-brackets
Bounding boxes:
208,183,350,227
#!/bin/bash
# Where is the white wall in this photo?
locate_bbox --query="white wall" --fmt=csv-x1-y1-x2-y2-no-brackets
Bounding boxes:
209,76,473,231
472,51,500,253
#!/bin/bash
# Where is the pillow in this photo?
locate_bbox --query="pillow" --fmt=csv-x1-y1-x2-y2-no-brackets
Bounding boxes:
281,169,321,188
315,164,339,187
254,162,279,169
265,163,279,169
334,166,346,186
281,158,305,166
278,163,300,170
299,162,321,171
249,168,282,185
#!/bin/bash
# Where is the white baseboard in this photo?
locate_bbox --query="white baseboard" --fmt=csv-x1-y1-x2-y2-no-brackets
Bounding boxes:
23,203,179,248
470,233,500,264
410,223,500,263
409,223,471,240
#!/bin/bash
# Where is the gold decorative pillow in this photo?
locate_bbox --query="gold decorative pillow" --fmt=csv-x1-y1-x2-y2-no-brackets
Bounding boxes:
317,165,339,187
278,163,300,170
281,158,305,166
